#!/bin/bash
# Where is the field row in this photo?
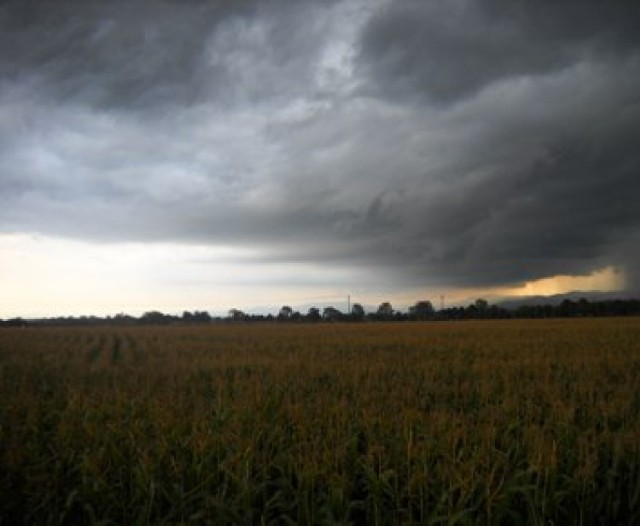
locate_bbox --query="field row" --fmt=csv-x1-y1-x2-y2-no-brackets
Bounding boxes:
2,319,640,524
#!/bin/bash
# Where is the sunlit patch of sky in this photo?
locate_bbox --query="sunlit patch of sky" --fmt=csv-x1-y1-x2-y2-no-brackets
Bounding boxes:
0,234,626,318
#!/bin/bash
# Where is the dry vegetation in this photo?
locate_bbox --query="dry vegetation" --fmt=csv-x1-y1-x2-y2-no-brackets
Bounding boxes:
2,318,640,524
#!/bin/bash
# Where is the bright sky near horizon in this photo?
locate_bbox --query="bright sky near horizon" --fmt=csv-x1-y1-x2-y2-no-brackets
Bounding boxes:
1,1,639,318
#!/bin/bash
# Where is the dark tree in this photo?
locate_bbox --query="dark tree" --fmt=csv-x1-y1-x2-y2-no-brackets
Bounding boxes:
140,311,172,325
278,305,293,320
409,300,435,320
351,303,365,321
322,306,343,322
376,302,393,320
228,308,246,321
306,307,321,322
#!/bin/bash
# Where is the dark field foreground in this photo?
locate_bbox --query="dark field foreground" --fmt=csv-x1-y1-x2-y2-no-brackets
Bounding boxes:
2,319,640,525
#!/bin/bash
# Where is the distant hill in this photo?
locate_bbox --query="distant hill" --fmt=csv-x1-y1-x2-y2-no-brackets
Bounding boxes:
497,290,638,310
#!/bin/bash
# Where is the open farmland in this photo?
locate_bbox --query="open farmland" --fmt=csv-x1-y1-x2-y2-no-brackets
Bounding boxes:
2,319,640,525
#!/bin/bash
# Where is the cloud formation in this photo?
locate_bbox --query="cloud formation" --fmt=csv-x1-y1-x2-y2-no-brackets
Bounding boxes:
361,0,640,103
1,0,640,298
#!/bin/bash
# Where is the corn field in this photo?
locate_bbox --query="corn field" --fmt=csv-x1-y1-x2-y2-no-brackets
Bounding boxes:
2,318,640,525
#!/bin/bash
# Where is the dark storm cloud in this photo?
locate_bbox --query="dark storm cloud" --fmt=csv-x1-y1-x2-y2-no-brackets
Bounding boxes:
0,0,335,109
1,0,640,293
350,0,640,287
360,0,640,103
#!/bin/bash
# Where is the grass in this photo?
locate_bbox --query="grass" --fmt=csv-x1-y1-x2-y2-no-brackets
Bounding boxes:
1,318,640,524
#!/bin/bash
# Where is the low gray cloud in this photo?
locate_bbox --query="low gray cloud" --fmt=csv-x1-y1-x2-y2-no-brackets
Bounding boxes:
0,0,340,109
360,0,640,103
1,0,639,295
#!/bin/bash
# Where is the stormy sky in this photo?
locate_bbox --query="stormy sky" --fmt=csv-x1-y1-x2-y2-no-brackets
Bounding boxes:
1,0,639,316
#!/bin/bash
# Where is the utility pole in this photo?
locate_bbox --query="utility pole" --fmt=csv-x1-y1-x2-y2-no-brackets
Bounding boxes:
347,295,351,315
440,295,445,311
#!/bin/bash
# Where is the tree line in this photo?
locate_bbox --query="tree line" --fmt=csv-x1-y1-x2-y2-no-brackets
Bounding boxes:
2,297,640,328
